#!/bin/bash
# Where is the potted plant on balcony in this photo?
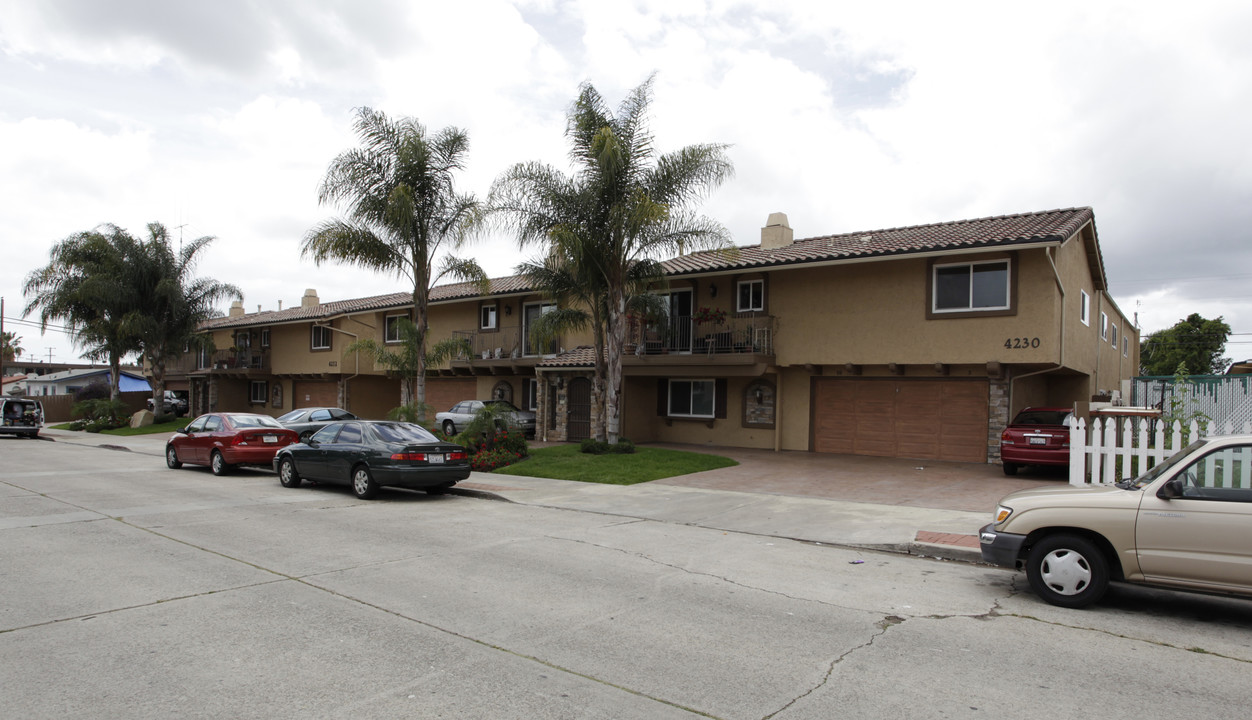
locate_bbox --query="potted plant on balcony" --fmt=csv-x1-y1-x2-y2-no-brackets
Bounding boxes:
694,306,726,326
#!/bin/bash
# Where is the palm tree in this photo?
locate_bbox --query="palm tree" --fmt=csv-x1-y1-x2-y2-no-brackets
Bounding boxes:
23,225,143,399
127,223,241,418
1,331,22,363
492,75,734,441
344,318,470,423
303,108,488,417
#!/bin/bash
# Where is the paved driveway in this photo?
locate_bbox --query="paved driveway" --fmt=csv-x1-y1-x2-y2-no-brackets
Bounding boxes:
650,443,1067,513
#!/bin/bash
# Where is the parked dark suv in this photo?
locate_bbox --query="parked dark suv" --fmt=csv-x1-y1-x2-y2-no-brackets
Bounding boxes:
147,390,189,417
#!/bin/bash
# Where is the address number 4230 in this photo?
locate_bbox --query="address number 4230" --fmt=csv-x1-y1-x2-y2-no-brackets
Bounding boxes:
1005,337,1041,349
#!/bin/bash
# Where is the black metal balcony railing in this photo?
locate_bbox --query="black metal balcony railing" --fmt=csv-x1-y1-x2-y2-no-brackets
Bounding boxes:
448,314,775,362
200,349,270,372
626,314,774,356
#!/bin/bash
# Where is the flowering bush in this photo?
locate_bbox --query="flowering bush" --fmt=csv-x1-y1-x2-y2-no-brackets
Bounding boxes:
694,306,726,325
471,447,526,472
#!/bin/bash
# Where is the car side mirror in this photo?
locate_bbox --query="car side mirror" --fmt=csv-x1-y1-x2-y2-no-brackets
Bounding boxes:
1157,477,1184,500
178,428,191,435
306,439,319,448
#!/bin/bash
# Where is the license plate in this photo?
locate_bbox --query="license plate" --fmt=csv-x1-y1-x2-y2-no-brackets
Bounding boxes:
428,454,444,464
1029,436,1047,445
263,434,278,443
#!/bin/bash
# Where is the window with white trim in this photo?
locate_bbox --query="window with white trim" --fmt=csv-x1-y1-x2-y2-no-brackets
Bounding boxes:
260,329,270,348
384,314,405,344
312,325,332,350
480,304,498,331
736,279,764,312
1100,312,1108,341
668,379,715,419
1080,290,1090,326
1123,336,1129,358
249,380,267,404
1111,323,1118,348
932,260,1010,312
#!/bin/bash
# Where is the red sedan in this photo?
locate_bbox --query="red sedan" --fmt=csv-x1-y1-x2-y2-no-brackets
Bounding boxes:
1000,406,1073,476
166,413,299,475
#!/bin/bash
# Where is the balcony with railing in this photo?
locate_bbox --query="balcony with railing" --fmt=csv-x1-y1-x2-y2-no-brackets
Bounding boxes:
626,313,775,357
195,349,271,375
448,326,557,367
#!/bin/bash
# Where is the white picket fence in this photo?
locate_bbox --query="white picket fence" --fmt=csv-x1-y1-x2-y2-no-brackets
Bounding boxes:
1069,417,1252,485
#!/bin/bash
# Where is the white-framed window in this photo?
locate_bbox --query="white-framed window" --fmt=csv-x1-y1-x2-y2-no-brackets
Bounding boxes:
522,302,557,356
235,331,251,350
1123,336,1129,358
668,379,715,419
932,259,1010,312
736,279,764,312
260,329,270,348
249,380,267,404
1079,290,1090,326
1100,312,1108,341
312,325,332,350
480,304,498,331
1111,323,1118,348
384,314,405,344
197,346,212,369
523,378,538,412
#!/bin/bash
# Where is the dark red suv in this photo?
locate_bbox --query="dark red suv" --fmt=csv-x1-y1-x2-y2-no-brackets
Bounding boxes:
1000,407,1072,475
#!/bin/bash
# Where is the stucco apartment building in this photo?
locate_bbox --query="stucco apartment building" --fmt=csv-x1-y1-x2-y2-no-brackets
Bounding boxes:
180,207,1138,465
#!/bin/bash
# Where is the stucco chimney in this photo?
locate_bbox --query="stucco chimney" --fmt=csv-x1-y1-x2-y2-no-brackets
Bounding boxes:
228,301,245,317
761,212,793,249
301,289,319,309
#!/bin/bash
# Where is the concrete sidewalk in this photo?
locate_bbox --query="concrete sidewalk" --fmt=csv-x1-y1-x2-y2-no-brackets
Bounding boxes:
34,428,987,562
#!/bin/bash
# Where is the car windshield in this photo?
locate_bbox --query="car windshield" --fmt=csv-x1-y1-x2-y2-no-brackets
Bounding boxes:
370,422,439,444
231,415,283,429
486,400,521,412
276,410,305,422
1126,439,1209,489
1012,410,1072,426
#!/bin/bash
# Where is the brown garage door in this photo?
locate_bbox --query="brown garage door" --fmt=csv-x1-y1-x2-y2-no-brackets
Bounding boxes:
425,378,477,415
812,378,988,463
293,381,339,409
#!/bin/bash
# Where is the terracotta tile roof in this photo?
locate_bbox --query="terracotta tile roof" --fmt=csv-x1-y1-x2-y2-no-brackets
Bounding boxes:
537,346,600,368
202,276,535,330
202,208,1099,331
663,207,1096,275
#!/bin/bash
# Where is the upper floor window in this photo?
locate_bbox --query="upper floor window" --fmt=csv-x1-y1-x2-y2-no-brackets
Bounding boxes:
1123,336,1129,357
1111,323,1118,348
260,329,270,348
385,314,405,344
932,259,1010,313
235,331,251,350
481,304,498,331
1100,312,1108,341
737,279,764,312
312,325,332,351
1080,290,1090,326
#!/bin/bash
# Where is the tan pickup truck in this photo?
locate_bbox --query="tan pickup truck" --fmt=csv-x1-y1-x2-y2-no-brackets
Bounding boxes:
980,434,1252,608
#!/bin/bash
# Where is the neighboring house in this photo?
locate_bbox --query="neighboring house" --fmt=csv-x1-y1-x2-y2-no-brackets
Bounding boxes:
192,207,1139,465
3,375,30,396
25,368,151,396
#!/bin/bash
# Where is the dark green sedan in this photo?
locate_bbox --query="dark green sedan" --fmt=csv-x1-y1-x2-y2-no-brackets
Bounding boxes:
273,421,471,499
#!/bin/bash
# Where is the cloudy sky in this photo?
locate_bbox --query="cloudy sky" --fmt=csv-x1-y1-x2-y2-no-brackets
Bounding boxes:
3,0,1251,366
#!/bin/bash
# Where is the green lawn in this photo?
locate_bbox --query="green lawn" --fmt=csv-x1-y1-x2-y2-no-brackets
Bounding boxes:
50,417,192,436
494,444,738,485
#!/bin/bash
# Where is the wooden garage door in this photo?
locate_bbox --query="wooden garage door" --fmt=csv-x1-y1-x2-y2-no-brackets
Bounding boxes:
425,378,477,415
293,380,338,408
812,378,988,463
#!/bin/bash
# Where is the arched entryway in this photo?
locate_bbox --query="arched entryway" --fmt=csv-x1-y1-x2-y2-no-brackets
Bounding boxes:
567,377,592,441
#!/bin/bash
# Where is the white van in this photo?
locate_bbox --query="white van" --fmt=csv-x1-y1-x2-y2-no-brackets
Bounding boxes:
0,398,45,438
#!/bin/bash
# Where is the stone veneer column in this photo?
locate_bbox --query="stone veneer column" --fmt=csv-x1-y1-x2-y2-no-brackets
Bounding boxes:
987,379,1009,463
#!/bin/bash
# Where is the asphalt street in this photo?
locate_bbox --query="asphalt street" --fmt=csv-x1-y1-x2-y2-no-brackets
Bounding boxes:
3,435,1252,719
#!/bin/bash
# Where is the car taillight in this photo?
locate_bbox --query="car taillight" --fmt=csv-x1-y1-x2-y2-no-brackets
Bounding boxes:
391,452,427,461
1001,430,1013,445
447,451,467,461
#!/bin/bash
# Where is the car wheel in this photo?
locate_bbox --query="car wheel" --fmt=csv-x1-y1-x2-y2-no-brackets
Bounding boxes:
352,465,379,500
1026,533,1109,608
165,445,183,469
442,420,456,435
210,450,233,476
1002,462,1018,476
278,457,302,488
